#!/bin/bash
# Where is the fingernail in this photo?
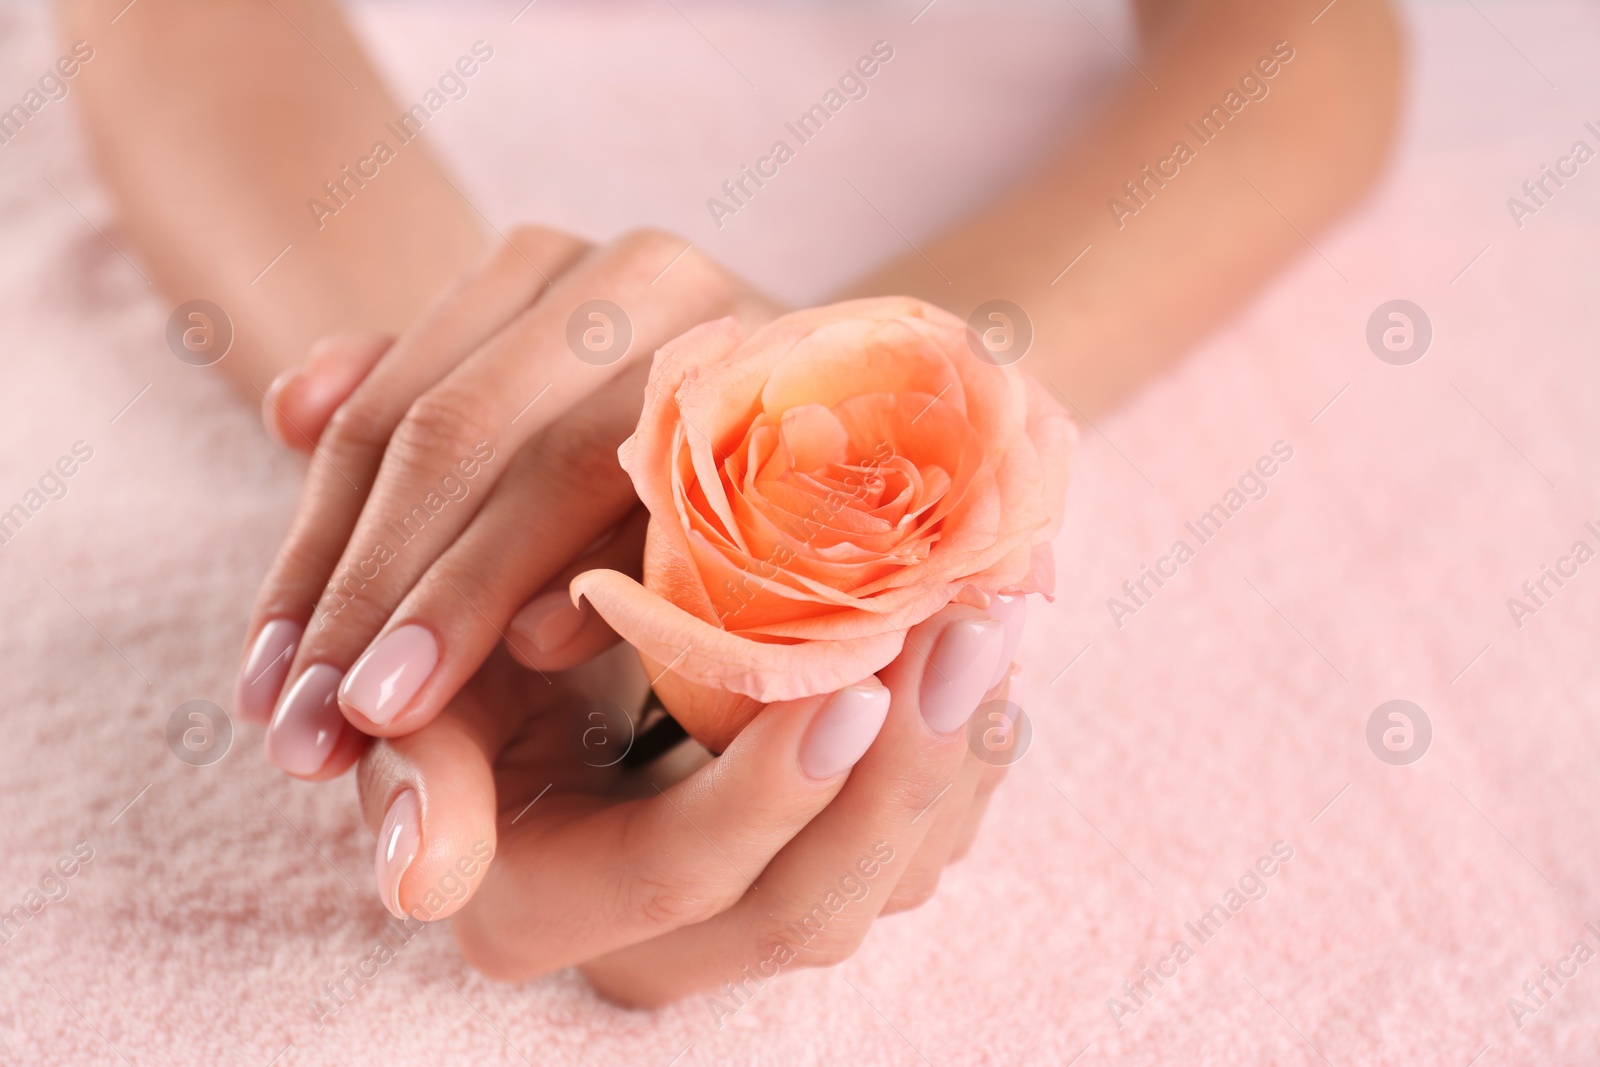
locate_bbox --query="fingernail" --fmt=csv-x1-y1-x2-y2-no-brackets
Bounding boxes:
265,664,345,775
987,594,1027,690
799,684,892,780
235,618,302,724
375,789,421,919
509,592,587,654
340,624,439,725
920,618,1006,736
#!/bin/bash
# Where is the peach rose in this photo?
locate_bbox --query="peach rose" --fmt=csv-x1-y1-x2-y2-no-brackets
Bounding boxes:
572,296,1076,749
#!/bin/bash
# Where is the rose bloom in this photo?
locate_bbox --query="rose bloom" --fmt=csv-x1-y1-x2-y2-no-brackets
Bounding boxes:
573,296,1076,749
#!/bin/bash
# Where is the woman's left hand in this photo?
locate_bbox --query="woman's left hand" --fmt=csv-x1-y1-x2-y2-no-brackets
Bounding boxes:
237,226,782,782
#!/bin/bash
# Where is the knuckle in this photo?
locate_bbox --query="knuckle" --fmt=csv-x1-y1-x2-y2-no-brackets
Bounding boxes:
393,391,493,466
500,225,591,279
881,871,941,916
754,894,869,969
615,226,684,263
893,770,960,823
623,863,738,931
784,925,866,969
618,801,744,931
613,228,730,301
321,395,394,457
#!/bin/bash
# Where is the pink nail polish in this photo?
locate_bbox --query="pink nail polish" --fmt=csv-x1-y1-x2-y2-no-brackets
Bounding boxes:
509,592,587,654
987,594,1027,690
340,624,439,725
265,664,345,775
799,684,893,780
920,619,1006,736
375,789,421,919
235,619,302,725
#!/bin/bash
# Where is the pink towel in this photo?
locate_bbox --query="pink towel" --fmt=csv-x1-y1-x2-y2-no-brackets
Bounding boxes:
1,2,1597,1064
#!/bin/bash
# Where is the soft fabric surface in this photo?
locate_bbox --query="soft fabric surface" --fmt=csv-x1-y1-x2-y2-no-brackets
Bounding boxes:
2,1,1597,1064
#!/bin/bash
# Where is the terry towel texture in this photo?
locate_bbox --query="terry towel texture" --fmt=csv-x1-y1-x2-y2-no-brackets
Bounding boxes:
0,1,1597,1063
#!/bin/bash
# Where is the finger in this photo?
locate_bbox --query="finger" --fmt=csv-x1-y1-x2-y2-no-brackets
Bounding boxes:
354,647,540,920
332,364,647,736
505,508,647,674
880,670,1013,915
261,665,372,781
949,760,1010,864
578,604,1011,1006
449,680,893,982
237,227,588,726
261,332,392,452
259,232,746,763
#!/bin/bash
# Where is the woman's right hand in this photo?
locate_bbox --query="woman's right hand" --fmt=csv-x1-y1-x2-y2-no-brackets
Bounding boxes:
355,603,1023,1005
234,224,782,781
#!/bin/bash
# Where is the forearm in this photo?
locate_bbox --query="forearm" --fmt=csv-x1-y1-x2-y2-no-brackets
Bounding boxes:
56,0,486,391
839,0,1402,417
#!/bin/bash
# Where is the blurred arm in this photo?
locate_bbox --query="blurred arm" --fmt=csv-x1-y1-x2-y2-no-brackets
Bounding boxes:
55,0,487,393
838,0,1403,417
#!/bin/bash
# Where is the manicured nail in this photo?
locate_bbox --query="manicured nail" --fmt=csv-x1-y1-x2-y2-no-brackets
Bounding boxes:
509,592,587,654
987,594,1027,690
375,789,421,919
920,618,1006,736
340,624,439,725
265,664,345,775
235,618,302,724
799,684,893,780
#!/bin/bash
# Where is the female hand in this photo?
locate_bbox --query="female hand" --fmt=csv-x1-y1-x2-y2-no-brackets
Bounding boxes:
357,602,1026,1004
233,225,782,781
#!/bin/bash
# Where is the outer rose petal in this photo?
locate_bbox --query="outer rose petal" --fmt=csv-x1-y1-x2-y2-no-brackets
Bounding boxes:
569,568,905,703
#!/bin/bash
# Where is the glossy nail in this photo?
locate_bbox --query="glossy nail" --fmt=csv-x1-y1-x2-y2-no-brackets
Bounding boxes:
799,684,893,780
265,664,345,775
375,789,422,919
509,592,587,654
340,624,439,725
920,618,1006,736
235,618,302,724
986,594,1027,689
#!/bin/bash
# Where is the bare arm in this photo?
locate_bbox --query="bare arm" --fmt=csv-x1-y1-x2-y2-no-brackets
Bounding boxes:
838,0,1403,417
56,0,487,393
